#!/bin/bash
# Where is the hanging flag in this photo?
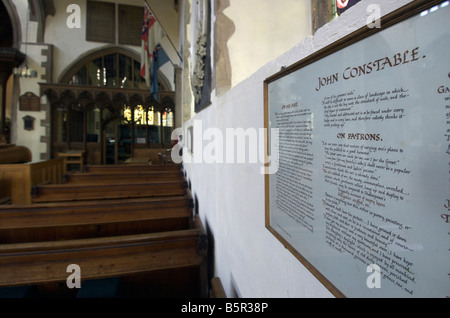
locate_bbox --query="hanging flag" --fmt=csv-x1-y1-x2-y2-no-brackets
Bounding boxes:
151,44,170,101
141,4,164,88
141,5,155,87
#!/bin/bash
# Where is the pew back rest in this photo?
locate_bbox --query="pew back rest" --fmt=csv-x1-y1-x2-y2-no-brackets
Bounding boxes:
0,229,205,288
64,170,184,184
0,197,194,243
0,215,207,291
32,180,188,203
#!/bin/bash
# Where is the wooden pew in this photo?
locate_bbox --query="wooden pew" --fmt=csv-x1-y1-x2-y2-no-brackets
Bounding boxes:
0,161,206,297
210,277,227,298
0,195,194,243
84,164,182,174
0,158,66,205
63,170,184,184
31,180,188,203
0,216,208,298
0,145,32,164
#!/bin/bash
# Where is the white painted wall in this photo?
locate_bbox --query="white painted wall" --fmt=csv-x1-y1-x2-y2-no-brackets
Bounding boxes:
15,44,49,161
225,0,312,88
183,0,414,298
45,0,143,82
9,0,44,160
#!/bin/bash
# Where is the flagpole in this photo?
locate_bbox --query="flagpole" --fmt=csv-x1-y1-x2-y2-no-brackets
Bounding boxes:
144,0,183,63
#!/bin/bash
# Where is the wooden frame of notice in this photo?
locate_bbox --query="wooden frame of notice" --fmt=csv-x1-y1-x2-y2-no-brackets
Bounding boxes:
264,0,445,298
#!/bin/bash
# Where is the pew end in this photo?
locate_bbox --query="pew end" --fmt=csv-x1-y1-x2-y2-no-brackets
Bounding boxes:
210,277,227,298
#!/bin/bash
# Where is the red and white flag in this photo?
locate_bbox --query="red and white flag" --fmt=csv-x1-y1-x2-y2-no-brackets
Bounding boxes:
141,5,163,87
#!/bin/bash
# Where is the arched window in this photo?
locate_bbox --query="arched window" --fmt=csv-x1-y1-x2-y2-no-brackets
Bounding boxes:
67,52,147,90
47,49,175,165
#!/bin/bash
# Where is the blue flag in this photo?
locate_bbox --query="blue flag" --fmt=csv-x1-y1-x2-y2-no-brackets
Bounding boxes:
151,44,170,101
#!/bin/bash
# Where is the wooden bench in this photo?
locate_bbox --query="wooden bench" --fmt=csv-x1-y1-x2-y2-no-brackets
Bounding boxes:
0,158,66,205
0,216,207,298
0,160,206,297
63,170,185,185
123,157,151,165
84,164,182,174
58,151,86,172
210,277,227,298
31,180,188,203
0,196,194,243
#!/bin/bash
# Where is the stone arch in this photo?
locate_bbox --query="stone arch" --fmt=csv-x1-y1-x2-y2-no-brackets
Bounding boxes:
28,0,55,43
2,0,21,48
1,0,24,143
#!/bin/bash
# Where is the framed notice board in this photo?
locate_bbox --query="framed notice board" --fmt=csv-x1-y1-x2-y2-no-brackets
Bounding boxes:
264,0,450,298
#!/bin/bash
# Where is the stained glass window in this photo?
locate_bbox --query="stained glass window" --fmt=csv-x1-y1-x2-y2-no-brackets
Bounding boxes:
134,105,145,125
123,106,132,123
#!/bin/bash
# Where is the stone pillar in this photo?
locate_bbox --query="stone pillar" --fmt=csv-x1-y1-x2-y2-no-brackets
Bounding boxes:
174,65,183,129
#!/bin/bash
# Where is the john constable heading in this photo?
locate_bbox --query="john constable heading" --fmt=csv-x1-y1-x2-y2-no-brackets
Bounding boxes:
315,47,423,92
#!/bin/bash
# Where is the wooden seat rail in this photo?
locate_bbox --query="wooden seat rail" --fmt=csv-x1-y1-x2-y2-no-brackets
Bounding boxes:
32,180,188,203
85,164,182,174
0,201,194,243
63,171,184,184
